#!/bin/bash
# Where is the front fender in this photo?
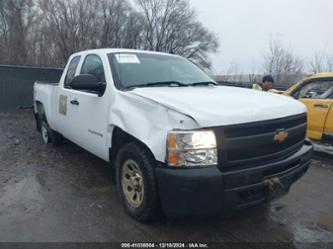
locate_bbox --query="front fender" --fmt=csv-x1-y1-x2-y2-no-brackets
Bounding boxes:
108,92,199,162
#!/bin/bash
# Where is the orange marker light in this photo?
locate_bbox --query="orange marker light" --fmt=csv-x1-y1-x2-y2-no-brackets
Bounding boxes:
168,133,177,148
168,152,179,166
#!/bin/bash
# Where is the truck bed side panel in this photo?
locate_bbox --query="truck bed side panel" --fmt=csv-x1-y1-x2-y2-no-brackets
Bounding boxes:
33,82,59,130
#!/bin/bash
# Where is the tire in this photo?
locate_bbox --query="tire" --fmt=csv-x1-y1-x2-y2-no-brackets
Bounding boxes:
41,121,51,144
116,142,161,222
39,115,63,146
49,129,63,147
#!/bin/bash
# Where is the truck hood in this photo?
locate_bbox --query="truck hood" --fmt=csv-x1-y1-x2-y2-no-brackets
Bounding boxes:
128,86,306,127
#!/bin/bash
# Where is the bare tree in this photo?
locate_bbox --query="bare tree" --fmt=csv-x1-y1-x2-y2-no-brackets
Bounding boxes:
0,0,219,68
38,0,101,63
309,51,333,73
263,39,304,84
219,62,244,82
0,1,9,63
136,0,219,68
0,0,38,65
99,0,144,49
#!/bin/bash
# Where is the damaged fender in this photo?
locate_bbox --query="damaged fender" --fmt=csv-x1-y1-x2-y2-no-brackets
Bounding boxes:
107,91,199,163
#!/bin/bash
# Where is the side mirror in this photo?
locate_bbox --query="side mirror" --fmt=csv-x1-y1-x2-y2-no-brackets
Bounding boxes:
70,74,105,96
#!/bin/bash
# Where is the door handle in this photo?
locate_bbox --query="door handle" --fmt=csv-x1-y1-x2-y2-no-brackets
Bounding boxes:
314,104,328,109
70,99,79,106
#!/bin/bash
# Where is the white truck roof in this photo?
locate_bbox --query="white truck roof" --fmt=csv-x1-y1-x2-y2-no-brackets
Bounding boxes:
71,48,179,58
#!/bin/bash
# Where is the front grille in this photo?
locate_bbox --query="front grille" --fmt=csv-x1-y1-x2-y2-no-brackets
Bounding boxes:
224,114,306,138
214,114,307,170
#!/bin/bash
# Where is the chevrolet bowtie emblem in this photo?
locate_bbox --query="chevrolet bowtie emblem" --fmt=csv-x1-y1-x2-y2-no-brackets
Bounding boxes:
274,130,288,143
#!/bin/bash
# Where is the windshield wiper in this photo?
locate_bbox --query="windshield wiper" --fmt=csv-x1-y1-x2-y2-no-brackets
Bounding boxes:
125,81,218,90
126,81,188,90
189,81,219,86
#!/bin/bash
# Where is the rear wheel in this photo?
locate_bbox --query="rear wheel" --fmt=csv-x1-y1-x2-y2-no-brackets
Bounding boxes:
39,115,63,146
116,142,161,222
41,121,51,144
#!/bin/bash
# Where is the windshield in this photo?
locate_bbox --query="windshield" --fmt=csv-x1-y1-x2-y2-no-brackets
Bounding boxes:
108,52,216,90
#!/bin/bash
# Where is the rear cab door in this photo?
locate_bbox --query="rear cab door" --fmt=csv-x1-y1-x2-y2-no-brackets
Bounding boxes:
290,78,333,140
53,55,82,138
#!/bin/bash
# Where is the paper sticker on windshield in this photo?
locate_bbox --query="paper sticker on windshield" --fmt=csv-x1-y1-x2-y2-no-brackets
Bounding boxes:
115,54,140,64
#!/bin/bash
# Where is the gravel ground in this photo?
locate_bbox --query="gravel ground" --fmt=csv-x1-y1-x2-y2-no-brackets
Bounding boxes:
0,111,333,244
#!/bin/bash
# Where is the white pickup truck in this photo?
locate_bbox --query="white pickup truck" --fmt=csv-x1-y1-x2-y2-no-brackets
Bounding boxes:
34,49,312,222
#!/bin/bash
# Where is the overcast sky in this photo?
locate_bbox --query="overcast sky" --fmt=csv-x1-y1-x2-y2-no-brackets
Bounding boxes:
189,0,333,74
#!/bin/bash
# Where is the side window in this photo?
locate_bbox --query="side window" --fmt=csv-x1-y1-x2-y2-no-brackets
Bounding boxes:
64,56,81,88
320,82,333,99
293,80,333,99
80,54,106,83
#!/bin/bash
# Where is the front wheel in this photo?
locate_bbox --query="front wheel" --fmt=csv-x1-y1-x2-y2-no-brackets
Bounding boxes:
116,142,161,222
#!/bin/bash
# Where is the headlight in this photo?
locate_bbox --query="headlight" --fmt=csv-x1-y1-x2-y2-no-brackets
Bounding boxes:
166,130,218,167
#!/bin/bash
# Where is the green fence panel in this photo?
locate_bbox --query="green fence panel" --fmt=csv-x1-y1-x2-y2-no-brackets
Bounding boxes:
0,65,63,112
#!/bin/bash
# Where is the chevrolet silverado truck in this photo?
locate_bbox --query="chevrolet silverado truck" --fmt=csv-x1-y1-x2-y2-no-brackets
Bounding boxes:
34,49,312,222
283,73,333,154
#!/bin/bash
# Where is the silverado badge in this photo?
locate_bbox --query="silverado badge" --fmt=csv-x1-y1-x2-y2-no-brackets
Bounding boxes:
274,130,288,143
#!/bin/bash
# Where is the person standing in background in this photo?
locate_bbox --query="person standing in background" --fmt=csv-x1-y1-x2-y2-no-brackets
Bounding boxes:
252,75,274,91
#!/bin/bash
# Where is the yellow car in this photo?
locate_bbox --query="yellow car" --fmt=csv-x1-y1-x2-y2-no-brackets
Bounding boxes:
269,89,285,94
284,73,333,150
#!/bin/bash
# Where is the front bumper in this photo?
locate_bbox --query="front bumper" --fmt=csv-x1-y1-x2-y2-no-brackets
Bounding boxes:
155,141,313,217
